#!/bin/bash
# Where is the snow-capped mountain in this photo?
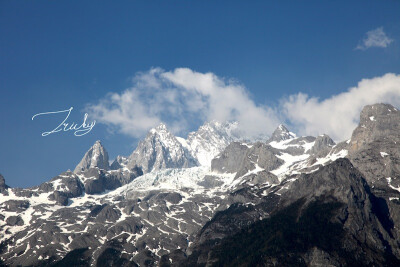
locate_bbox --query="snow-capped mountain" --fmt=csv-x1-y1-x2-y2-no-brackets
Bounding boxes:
124,121,242,174
181,121,241,166
1,103,400,266
126,123,198,173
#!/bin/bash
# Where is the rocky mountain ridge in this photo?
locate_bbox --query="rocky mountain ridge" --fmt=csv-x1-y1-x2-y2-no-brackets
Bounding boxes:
1,103,400,266
75,121,244,176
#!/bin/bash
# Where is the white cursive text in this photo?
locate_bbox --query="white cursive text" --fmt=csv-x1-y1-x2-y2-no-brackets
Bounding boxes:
32,107,96,136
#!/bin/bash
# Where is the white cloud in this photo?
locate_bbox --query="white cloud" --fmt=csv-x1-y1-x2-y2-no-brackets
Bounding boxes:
281,73,400,141
87,69,400,142
86,67,281,138
356,27,393,50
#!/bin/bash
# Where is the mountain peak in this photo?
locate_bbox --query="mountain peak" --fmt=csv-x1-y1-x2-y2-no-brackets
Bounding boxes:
123,120,243,172
360,103,399,122
149,122,168,134
127,123,197,173
74,140,110,173
268,124,296,142
155,122,167,130
186,120,241,166
278,124,288,131
350,103,400,153
195,121,238,136
203,120,237,127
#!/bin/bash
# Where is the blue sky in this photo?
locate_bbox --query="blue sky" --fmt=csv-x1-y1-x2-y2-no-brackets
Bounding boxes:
1,0,400,187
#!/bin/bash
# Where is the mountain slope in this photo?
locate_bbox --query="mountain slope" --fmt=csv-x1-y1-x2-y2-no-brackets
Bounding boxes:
171,159,400,267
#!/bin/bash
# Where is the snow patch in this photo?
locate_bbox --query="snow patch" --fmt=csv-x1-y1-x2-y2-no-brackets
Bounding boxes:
380,152,389,158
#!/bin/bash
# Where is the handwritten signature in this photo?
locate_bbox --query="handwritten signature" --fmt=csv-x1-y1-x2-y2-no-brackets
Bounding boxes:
32,107,96,136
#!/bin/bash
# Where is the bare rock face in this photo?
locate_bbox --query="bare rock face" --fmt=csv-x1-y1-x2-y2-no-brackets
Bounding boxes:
49,191,69,206
126,123,198,173
240,170,280,186
212,142,283,180
50,172,85,197
303,247,341,267
350,103,400,153
36,172,86,205
3,200,30,212
349,103,400,187
74,140,110,173
90,204,121,223
110,155,129,170
211,142,249,173
310,134,335,157
0,173,8,193
81,167,142,195
346,104,400,254
6,216,24,226
238,142,284,177
179,159,400,266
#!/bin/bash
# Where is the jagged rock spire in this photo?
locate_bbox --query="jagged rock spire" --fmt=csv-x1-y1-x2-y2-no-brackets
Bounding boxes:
74,140,110,173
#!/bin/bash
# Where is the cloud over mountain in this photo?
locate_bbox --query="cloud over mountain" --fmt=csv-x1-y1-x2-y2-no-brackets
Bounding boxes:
86,68,281,138
87,69,400,142
282,73,400,141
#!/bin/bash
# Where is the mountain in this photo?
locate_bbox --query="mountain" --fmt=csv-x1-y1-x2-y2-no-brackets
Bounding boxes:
348,104,400,189
178,158,399,266
1,103,400,266
126,123,198,173
183,121,241,166
349,103,400,153
267,124,296,143
124,121,242,174
74,140,110,173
